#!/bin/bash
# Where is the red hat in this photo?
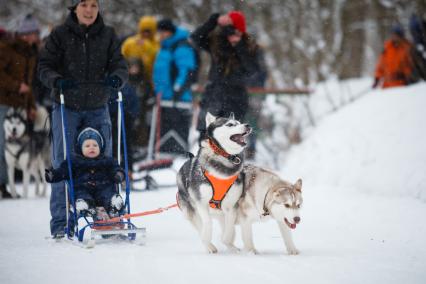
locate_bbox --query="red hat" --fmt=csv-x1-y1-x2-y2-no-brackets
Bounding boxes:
228,11,246,34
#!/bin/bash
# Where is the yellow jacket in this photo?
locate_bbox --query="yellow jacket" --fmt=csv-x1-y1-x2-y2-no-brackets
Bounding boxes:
121,16,160,85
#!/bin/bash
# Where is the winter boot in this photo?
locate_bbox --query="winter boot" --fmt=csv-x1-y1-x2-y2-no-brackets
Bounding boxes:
0,184,13,199
108,194,124,218
52,231,65,239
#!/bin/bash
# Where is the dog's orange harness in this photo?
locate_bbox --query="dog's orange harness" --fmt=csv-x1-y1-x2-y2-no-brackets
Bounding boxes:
204,171,238,209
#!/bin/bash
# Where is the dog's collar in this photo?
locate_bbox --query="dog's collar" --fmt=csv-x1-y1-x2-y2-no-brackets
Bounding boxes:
262,189,273,217
208,139,241,165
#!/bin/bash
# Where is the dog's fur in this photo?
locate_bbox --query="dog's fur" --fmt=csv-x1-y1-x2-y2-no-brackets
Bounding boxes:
3,107,50,198
238,165,303,254
177,113,251,253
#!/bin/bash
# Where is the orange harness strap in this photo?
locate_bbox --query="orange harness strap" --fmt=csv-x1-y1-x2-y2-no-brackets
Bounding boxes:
204,170,238,209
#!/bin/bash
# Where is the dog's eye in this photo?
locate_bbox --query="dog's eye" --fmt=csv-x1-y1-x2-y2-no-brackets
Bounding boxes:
226,123,233,127
284,204,290,208
297,204,301,209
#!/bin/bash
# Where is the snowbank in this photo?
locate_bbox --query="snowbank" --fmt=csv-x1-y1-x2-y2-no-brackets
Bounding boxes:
282,82,426,201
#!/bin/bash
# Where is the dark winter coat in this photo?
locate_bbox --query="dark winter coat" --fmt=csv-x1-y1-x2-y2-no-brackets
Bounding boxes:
0,38,37,109
191,13,260,130
38,13,128,110
47,154,123,190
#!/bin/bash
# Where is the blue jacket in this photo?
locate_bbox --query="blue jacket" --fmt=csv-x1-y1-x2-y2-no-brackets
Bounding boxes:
47,154,124,190
153,27,196,102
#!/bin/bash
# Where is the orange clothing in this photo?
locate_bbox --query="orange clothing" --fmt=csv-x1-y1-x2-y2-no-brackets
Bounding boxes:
374,39,413,88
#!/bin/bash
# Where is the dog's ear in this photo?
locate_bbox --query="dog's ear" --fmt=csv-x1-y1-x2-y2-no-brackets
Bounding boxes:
294,179,302,192
228,112,235,121
205,112,216,127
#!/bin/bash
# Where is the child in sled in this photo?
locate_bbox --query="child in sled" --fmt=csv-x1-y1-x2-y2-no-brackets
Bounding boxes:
45,127,125,220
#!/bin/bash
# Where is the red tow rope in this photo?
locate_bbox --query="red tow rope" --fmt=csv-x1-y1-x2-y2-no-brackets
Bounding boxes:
96,203,178,224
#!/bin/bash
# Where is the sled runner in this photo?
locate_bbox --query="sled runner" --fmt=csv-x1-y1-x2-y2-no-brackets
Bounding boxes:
60,89,145,247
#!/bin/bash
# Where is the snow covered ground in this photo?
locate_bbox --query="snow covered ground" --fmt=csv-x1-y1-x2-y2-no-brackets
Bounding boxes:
1,82,426,284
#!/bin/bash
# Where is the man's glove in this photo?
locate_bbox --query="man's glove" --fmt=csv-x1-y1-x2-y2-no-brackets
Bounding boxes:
372,77,380,89
104,75,122,89
55,78,77,91
113,171,125,184
45,169,54,183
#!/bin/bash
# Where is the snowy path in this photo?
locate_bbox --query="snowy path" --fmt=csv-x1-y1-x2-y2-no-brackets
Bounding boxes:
1,180,425,284
2,82,426,284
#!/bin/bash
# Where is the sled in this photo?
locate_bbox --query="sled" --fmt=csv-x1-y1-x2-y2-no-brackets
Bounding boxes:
132,93,182,190
60,90,146,247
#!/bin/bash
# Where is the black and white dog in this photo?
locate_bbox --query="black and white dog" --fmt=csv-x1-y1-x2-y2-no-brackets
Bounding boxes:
176,113,251,253
3,107,50,198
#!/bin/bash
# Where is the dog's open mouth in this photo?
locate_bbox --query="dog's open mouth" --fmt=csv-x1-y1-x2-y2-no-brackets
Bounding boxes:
230,130,250,146
285,218,297,229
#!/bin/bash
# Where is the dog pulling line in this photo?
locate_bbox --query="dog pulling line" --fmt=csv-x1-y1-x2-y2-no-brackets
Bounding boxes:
96,203,179,224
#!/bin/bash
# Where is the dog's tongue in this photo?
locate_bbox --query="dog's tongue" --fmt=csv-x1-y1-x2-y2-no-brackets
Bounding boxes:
285,218,297,229
231,134,246,145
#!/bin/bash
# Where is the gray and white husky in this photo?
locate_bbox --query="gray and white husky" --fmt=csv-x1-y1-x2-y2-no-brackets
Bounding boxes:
176,112,251,253
238,165,303,255
3,107,50,198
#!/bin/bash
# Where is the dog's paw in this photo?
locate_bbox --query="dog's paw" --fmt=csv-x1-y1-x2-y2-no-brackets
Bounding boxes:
245,248,259,255
225,244,240,253
206,243,218,254
287,246,299,255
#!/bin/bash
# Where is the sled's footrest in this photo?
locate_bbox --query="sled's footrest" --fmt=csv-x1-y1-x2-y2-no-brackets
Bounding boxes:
91,227,146,236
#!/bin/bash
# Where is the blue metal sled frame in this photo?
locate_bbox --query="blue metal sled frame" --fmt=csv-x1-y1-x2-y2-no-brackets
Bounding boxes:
60,90,144,243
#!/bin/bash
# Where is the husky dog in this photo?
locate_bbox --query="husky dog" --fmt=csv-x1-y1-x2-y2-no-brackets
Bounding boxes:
176,112,251,253
3,107,50,198
238,165,303,255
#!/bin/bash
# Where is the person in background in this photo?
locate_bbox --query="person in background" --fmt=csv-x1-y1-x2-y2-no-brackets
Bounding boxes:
108,79,140,179
0,27,7,40
191,11,260,142
121,17,159,150
409,14,426,81
0,15,39,198
153,19,196,154
373,24,414,89
121,16,159,98
38,0,127,239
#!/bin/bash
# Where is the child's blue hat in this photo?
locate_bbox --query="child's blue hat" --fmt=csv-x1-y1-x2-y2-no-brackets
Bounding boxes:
77,127,104,153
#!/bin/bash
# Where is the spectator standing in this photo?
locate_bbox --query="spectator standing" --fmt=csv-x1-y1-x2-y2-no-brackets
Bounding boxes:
121,16,160,149
191,11,260,142
0,15,39,198
38,0,127,239
153,19,196,154
373,24,414,89
409,14,426,81
121,16,159,96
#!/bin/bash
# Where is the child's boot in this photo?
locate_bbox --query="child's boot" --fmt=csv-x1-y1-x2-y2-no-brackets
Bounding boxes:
108,194,124,218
